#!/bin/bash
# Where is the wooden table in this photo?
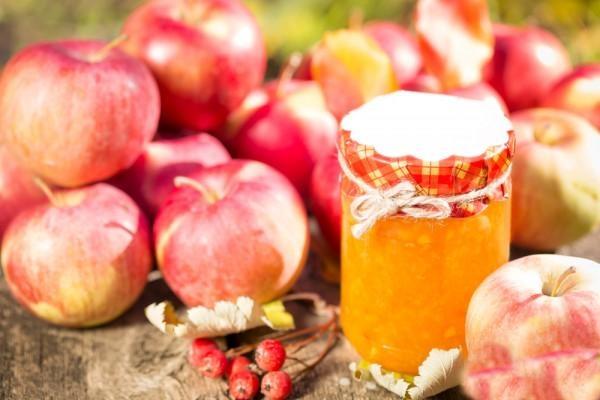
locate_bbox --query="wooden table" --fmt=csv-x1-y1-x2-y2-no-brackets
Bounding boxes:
2,231,599,400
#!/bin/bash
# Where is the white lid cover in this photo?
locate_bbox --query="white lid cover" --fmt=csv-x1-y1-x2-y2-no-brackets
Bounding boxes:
341,91,512,161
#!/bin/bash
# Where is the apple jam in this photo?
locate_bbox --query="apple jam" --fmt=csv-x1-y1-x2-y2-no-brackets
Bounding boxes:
338,91,514,374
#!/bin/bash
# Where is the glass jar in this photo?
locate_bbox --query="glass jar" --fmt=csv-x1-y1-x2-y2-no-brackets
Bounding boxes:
338,91,514,374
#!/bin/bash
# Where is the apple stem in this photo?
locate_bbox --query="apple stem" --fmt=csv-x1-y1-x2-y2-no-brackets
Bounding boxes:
88,34,128,63
551,266,577,297
33,178,61,207
348,8,364,30
276,52,303,97
173,176,219,204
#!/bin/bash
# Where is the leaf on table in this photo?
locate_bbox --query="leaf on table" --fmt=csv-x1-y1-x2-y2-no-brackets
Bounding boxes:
350,347,462,398
261,300,295,330
369,364,410,397
408,348,464,399
145,301,190,337
145,297,294,338
415,0,493,90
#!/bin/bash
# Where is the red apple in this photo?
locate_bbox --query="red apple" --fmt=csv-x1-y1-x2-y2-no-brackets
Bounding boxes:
122,0,266,132
510,108,600,250
224,80,338,198
0,146,45,239
542,64,600,129
465,254,600,398
2,183,152,327
447,82,508,114
111,133,231,217
154,160,309,307
0,39,159,187
464,349,600,400
485,24,571,112
310,154,341,254
363,21,422,86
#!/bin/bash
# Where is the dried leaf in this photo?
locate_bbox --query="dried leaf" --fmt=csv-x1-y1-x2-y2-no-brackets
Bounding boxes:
145,297,294,338
415,0,493,90
409,348,464,399
369,364,410,397
351,348,462,398
261,300,295,330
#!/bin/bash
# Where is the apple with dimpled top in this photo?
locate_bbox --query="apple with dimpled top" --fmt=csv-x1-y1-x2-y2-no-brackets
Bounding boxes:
2,183,152,327
485,24,571,112
464,254,600,400
122,0,266,132
509,108,600,250
154,160,309,307
0,39,160,188
111,133,231,217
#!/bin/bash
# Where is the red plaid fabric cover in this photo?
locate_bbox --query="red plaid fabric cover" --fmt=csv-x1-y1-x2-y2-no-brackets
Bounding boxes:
339,129,515,217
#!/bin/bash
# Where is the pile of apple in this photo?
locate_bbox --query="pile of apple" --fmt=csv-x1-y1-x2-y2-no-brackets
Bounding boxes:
0,0,599,397
0,0,318,328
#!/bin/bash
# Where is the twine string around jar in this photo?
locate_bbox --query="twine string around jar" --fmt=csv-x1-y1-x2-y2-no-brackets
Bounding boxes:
338,152,512,238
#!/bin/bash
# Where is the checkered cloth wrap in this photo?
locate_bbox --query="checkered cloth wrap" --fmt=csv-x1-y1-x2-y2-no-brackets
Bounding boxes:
339,129,515,218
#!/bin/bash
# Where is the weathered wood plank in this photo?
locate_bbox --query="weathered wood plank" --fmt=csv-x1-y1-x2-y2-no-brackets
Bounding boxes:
1,230,599,399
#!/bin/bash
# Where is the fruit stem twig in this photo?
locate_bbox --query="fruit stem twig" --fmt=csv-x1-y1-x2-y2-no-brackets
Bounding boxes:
88,34,128,63
276,52,303,97
33,178,60,207
551,266,577,297
291,317,339,381
174,176,219,204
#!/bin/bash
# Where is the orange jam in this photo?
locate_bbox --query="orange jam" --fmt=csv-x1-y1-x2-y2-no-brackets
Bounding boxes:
340,189,511,374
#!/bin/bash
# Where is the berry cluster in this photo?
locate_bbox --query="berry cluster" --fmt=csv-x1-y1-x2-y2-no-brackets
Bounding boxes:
189,338,293,400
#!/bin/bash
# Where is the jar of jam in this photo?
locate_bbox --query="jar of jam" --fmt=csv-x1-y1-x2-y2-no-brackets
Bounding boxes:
338,91,514,374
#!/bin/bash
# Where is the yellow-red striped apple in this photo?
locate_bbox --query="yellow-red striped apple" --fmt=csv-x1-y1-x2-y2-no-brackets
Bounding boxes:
510,108,600,250
0,146,45,240
154,160,308,307
0,39,160,187
1,183,152,327
111,133,231,217
224,80,338,198
465,254,600,399
122,0,266,132
542,64,600,129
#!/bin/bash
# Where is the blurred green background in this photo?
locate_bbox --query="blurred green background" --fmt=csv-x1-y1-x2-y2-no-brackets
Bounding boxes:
0,0,598,72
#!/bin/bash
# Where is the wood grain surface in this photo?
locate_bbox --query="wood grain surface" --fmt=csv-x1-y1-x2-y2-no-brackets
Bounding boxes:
1,231,599,400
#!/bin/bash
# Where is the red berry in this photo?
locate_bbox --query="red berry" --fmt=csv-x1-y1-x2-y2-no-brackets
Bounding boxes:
255,339,286,371
261,371,293,400
188,338,218,367
226,356,252,377
229,371,260,400
197,348,228,378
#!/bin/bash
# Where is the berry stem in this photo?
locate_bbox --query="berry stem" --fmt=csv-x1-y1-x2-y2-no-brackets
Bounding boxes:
88,35,128,63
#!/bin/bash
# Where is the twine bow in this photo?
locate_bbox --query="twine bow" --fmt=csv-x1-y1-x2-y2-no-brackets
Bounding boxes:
338,153,511,238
